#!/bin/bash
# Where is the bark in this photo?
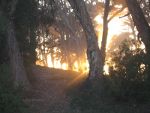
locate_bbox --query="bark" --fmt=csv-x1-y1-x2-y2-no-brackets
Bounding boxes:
126,0,150,54
67,0,103,79
7,0,30,88
126,0,150,79
108,6,125,22
101,0,110,67
28,28,37,65
7,21,30,88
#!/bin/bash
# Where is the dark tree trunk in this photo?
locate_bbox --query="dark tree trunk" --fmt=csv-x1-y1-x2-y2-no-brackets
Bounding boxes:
28,28,37,65
101,0,110,67
126,0,150,79
126,0,150,54
7,21,30,88
68,0,103,79
6,0,30,88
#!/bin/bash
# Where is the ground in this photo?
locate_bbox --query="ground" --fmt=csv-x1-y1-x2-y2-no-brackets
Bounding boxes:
23,65,150,113
24,65,86,113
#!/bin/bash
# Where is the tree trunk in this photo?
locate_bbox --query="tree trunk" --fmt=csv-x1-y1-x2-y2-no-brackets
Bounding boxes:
101,0,110,67
7,21,30,88
68,0,103,79
126,0,150,79
126,0,150,54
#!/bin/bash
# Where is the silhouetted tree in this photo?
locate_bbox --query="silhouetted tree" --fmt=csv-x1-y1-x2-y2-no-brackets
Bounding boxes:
126,0,150,54
101,0,110,67
68,0,103,79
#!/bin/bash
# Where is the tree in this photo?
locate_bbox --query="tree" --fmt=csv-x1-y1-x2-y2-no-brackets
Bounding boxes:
0,0,30,88
126,0,150,55
67,0,103,79
138,0,150,23
54,0,87,71
94,0,126,69
101,0,110,67
14,0,38,65
126,0,150,78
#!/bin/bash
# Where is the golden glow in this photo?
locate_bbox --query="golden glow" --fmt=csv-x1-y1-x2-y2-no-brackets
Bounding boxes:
36,15,126,74
104,64,109,75
47,54,68,70
62,63,68,70
140,42,145,50
36,51,89,73
36,11,130,75
94,13,129,74
108,18,124,36
73,61,79,72
67,73,87,87
94,15,127,50
94,15,103,24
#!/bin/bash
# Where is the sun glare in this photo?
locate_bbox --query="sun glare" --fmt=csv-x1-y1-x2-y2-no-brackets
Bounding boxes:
104,64,109,75
38,51,89,73
94,15,103,24
94,12,130,74
94,15,127,50
36,11,130,75
47,54,68,70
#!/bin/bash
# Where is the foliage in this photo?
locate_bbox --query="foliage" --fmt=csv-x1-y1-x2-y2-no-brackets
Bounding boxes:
69,39,150,113
0,0,56,66
14,0,56,65
0,64,28,113
108,39,150,102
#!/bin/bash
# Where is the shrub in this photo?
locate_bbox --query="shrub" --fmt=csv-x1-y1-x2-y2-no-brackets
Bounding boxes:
108,39,150,102
69,39,150,112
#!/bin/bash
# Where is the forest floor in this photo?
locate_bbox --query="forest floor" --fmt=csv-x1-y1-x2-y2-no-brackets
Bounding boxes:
23,65,150,113
24,65,86,113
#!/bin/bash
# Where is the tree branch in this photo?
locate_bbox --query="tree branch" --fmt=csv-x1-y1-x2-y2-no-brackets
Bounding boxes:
108,6,126,22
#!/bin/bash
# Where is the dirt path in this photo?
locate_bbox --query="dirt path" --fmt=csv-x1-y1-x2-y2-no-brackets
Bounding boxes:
24,66,85,113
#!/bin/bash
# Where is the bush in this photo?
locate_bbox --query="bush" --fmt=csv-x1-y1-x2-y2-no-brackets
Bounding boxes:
0,64,28,113
108,39,150,102
69,39,150,112
70,40,150,113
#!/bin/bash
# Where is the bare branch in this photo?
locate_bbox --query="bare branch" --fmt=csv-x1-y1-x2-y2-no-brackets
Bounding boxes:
108,6,126,22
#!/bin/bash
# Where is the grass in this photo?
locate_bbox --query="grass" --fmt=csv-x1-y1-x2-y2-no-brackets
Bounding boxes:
67,77,150,113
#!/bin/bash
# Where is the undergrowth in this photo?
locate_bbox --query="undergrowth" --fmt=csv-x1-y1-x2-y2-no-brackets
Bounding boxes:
68,40,150,113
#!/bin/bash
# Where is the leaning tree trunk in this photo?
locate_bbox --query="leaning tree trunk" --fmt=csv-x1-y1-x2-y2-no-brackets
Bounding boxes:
126,0,150,54
126,0,150,79
101,0,110,67
67,0,103,79
7,21,30,88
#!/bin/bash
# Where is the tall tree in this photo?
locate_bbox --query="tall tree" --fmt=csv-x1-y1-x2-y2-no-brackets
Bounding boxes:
101,0,110,67
0,0,30,88
126,0,150,54
126,0,150,79
67,0,103,79
14,0,38,65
